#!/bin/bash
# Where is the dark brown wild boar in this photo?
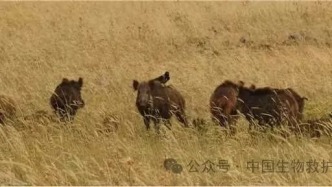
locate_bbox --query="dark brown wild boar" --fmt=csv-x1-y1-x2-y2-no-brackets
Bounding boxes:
50,77,85,121
133,75,188,132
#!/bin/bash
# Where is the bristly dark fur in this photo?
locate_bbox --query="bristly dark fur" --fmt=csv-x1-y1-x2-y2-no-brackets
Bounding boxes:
247,85,307,121
237,85,299,130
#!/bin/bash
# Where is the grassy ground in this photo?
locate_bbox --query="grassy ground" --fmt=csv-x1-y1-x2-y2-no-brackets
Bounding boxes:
0,1,332,185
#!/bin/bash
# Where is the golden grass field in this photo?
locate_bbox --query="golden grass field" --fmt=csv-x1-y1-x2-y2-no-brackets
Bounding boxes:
0,1,332,185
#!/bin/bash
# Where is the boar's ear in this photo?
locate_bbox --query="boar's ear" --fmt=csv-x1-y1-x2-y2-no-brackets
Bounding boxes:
302,97,308,101
133,80,139,91
62,78,69,83
250,84,256,89
238,81,245,87
78,77,83,87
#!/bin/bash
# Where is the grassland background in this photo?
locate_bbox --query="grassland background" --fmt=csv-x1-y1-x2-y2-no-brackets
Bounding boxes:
0,1,332,185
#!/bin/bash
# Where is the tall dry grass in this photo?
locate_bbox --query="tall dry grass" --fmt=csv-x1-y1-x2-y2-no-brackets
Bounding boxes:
0,1,331,185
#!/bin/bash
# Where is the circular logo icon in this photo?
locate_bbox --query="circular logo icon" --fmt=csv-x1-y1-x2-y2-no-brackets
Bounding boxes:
164,158,177,171
171,163,183,174
163,158,183,174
